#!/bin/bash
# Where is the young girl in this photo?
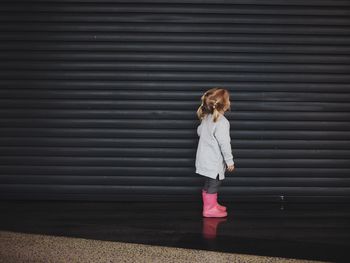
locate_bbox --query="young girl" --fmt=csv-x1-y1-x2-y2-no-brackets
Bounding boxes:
195,87,235,217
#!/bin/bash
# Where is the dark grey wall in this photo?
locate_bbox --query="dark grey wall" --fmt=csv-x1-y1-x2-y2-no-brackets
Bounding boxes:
1,0,350,202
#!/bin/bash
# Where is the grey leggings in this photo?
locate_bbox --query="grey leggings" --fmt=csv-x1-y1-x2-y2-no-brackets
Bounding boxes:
203,174,222,194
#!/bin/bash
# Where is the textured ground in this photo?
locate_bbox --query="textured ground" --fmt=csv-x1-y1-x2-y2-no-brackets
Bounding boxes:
0,231,328,263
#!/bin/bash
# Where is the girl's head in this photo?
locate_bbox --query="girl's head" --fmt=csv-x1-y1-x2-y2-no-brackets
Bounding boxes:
196,87,231,122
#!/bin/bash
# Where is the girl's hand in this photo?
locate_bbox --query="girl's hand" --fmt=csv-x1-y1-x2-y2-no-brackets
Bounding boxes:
227,164,235,172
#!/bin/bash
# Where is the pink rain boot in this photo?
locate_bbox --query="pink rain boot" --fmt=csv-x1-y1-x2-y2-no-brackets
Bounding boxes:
202,189,226,211
202,191,228,218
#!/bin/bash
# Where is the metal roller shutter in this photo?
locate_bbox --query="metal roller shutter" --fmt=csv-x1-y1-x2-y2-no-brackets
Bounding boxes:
1,0,350,202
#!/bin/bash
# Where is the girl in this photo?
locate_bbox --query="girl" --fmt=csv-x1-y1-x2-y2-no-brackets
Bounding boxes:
195,87,235,217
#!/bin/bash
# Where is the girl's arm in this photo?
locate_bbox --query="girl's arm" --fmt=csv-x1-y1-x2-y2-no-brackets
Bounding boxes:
214,119,234,166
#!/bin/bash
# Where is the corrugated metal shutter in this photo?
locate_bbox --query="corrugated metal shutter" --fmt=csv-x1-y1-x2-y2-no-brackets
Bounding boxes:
1,0,350,202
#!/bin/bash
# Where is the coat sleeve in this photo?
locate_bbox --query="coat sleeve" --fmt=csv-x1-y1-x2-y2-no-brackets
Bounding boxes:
197,123,202,137
214,119,234,166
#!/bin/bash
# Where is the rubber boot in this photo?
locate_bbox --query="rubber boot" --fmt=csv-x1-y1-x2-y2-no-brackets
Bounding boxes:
202,189,226,211
202,192,227,218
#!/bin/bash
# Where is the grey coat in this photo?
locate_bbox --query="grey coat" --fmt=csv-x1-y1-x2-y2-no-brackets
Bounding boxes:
195,113,234,180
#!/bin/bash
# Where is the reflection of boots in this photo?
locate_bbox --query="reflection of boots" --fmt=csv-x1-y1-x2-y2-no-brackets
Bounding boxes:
202,189,226,211
202,192,228,218
202,217,227,239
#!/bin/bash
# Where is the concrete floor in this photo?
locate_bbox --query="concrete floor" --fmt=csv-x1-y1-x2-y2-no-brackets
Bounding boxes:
1,201,349,262
0,231,327,263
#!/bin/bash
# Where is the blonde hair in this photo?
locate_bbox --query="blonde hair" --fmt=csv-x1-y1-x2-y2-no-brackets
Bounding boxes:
196,87,231,122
